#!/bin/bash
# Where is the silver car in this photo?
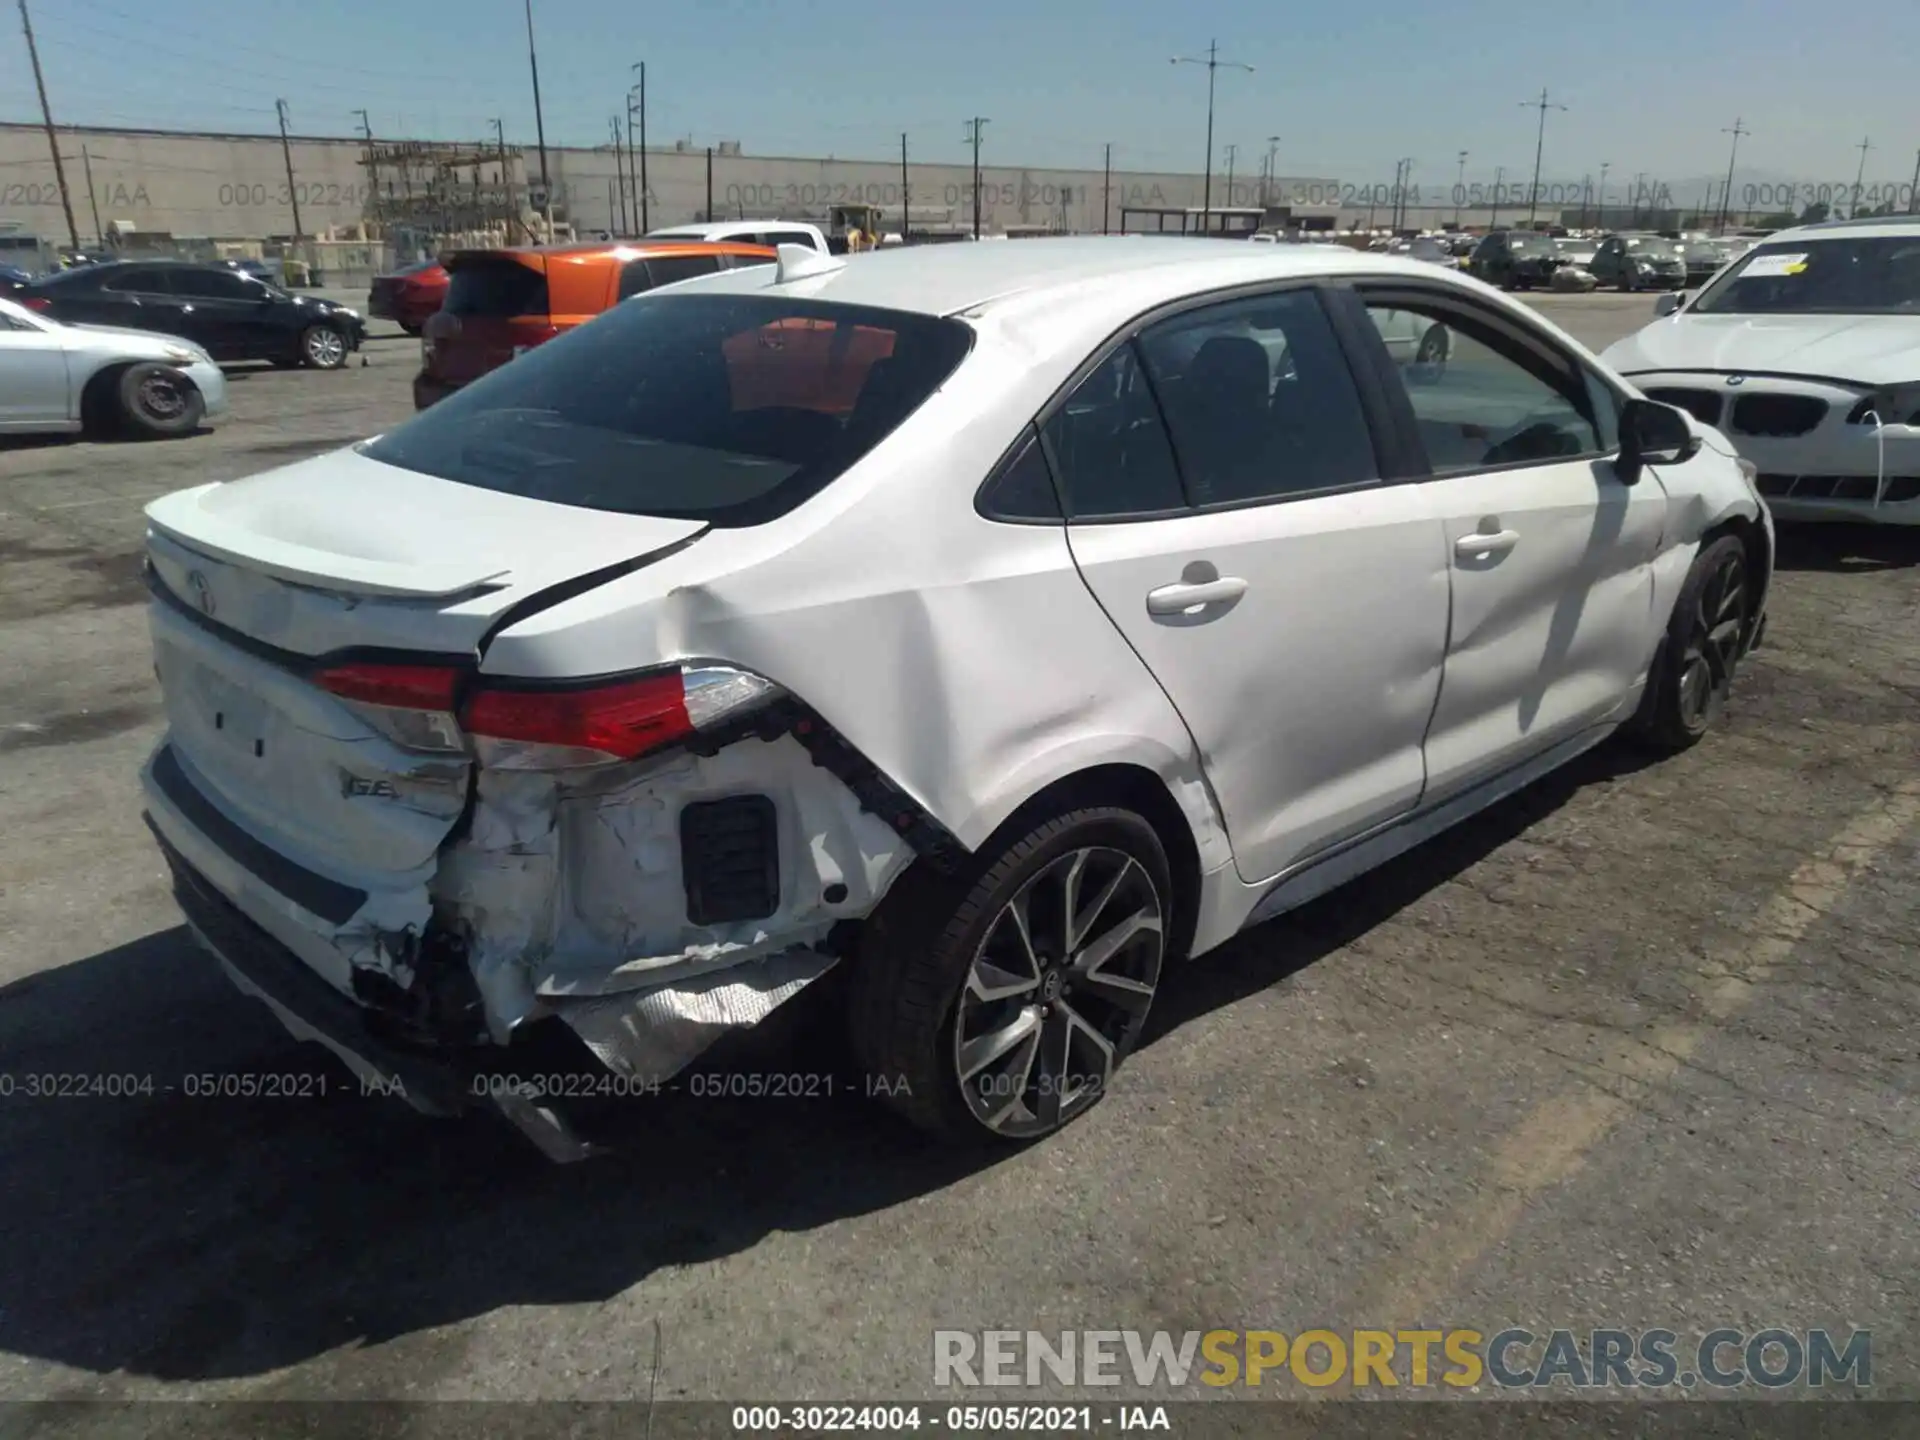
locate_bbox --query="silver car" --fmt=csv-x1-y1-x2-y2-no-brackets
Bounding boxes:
0,294,228,438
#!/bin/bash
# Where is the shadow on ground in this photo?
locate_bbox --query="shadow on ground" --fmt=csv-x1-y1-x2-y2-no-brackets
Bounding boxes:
1773,521,1920,573
0,740,1652,1384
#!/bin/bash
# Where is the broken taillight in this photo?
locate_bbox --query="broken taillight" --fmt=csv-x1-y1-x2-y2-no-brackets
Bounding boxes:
314,661,466,751
312,660,782,769
462,666,784,770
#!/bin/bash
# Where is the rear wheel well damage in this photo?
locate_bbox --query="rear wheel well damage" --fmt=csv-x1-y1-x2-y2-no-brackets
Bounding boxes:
868,762,1203,967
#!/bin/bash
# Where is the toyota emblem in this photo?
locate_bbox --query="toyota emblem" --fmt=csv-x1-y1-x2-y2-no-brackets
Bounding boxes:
187,570,215,617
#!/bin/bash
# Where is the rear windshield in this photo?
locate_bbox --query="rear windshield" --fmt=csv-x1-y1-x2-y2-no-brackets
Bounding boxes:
444,257,548,318
363,294,974,526
1690,235,1920,315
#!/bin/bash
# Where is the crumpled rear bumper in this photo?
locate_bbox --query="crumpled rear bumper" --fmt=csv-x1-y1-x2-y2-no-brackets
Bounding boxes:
152,823,840,1162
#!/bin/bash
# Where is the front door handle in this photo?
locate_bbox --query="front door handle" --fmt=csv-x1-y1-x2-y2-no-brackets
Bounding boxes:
1146,576,1248,614
1455,528,1521,559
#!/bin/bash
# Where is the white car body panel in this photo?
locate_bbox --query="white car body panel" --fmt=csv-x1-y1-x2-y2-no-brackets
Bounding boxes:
134,238,1769,1151
1602,219,1920,523
0,294,228,433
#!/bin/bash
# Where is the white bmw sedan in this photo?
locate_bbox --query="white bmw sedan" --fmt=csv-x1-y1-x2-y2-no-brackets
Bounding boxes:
0,293,227,439
138,238,1771,1158
1603,215,1920,523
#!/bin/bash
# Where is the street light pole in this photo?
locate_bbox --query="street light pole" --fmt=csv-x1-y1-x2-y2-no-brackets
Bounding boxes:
1172,40,1253,233
964,117,989,238
629,64,648,233
1453,149,1467,228
1519,87,1566,227
1264,135,1280,207
16,0,80,251
523,0,551,214
1717,118,1749,233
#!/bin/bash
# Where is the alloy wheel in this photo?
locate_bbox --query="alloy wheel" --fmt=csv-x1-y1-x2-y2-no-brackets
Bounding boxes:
305,328,347,367
951,846,1164,1139
1676,545,1748,731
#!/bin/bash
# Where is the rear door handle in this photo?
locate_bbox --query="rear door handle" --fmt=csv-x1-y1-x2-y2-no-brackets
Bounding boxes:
1146,576,1248,614
1455,529,1521,558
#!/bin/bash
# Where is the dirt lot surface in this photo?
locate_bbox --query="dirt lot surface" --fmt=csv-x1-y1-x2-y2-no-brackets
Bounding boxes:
1,292,1916,1416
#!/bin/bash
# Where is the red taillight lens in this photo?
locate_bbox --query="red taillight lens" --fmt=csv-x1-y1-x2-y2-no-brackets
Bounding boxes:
314,662,462,711
20,296,52,312
462,673,692,762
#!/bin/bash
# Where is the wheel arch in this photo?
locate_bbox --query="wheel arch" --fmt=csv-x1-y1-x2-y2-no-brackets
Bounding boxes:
1697,508,1772,645
952,760,1212,965
77,359,132,432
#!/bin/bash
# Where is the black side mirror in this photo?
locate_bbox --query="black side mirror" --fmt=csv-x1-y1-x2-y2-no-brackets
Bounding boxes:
1617,396,1701,485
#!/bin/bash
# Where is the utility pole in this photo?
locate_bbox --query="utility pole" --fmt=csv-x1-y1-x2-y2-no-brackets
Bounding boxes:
1453,149,1468,228
1223,143,1238,208
1598,161,1610,224
1908,148,1920,215
1489,164,1505,229
1393,157,1414,229
1103,142,1113,234
1578,174,1590,228
275,99,304,242
609,116,628,234
1851,136,1872,218
1631,170,1646,225
964,117,989,238
523,0,551,212
351,108,372,143
80,143,102,246
17,0,80,251
1264,135,1280,207
491,117,514,236
900,133,910,240
705,145,714,222
1717,118,1749,233
1519,87,1566,227
629,64,648,233
1171,40,1253,233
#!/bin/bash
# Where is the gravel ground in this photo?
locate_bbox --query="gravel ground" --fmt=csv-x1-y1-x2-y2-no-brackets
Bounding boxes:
0,293,1915,1416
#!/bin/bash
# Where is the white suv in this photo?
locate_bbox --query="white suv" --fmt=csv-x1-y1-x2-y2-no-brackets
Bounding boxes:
140,239,1772,1158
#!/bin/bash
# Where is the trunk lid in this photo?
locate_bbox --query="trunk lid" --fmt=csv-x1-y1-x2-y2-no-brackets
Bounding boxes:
144,445,705,901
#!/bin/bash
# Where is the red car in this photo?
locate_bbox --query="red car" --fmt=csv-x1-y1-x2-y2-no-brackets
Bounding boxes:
366,258,448,334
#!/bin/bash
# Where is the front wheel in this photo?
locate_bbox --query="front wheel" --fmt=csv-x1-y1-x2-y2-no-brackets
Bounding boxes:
299,324,349,369
848,808,1171,1144
1628,533,1752,752
113,362,204,439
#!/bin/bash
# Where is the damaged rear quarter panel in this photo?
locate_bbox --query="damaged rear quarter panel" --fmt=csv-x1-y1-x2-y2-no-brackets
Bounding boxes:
430,734,914,1039
476,327,1234,875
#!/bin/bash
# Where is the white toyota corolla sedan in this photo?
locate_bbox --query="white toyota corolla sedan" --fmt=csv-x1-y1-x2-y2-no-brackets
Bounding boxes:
1602,215,1920,523
139,238,1772,1158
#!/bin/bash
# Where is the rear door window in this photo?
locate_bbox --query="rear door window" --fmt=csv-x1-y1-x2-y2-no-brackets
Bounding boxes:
645,254,723,289
102,267,173,294
1040,344,1186,519
171,268,255,300
1137,289,1379,505
444,257,548,317
363,294,973,526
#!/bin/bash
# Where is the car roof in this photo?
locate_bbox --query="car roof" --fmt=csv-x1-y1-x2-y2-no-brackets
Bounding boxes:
649,221,817,235
445,239,775,267
1770,214,1920,242
663,235,1439,319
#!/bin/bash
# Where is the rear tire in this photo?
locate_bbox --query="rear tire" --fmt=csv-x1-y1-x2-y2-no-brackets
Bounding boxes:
1628,534,1752,752
112,363,203,439
299,324,349,369
847,807,1171,1145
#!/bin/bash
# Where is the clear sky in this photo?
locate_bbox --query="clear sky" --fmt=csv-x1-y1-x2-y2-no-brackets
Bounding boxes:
7,0,1916,191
